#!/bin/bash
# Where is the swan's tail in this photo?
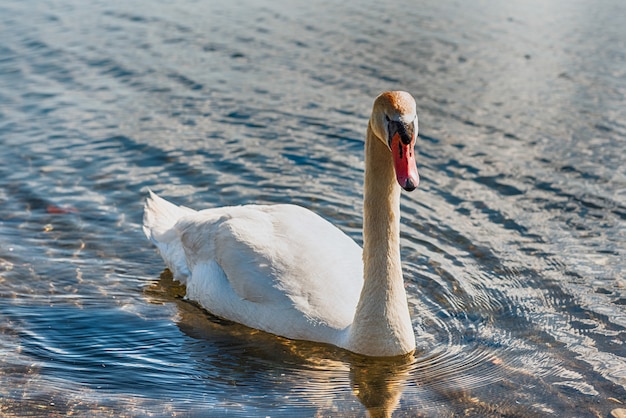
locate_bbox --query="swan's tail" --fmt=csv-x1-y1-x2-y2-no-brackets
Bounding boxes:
143,190,194,242
143,190,196,282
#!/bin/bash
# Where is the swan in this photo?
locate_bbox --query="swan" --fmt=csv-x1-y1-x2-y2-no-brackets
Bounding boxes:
143,91,420,357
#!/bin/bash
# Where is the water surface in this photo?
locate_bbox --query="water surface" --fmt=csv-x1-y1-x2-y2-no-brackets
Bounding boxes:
1,0,625,416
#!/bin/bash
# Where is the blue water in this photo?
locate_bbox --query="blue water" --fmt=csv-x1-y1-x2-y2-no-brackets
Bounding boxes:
1,0,625,416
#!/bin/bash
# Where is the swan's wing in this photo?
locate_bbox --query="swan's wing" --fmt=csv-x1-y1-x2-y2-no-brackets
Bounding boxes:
175,204,364,330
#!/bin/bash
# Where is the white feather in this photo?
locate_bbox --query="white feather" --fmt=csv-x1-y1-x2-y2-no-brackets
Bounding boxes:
144,195,363,344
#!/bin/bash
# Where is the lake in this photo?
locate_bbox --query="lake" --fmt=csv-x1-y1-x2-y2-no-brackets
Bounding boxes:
0,0,625,416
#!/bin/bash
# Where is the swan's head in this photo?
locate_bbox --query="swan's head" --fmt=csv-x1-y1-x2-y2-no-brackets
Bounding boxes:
370,91,420,192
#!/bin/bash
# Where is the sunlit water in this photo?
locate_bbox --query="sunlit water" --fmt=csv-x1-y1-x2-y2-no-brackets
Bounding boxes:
1,0,625,416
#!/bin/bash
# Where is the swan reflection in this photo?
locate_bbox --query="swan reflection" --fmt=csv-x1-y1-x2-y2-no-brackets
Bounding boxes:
147,269,416,417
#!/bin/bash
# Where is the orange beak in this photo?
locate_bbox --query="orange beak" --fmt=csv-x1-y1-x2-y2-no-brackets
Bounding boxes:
390,132,419,191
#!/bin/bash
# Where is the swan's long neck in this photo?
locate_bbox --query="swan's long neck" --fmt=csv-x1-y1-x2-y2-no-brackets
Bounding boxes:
347,121,416,357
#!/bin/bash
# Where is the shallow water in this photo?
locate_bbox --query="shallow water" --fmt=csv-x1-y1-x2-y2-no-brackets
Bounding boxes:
1,0,625,416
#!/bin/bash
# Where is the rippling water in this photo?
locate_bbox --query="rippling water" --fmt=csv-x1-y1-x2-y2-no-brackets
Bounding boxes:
1,0,625,416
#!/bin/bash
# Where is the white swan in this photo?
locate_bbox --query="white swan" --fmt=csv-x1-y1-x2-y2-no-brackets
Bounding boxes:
143,91,420,357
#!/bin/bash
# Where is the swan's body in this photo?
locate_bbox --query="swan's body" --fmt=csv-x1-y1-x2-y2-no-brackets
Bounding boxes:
144,91,420,357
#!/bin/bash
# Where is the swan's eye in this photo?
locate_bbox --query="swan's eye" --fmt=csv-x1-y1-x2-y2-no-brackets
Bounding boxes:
386,119,414,148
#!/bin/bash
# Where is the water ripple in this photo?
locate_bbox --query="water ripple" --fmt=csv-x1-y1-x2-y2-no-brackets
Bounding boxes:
1,0,626,416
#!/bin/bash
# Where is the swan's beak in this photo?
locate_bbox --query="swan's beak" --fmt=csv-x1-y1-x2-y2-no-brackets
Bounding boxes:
389,122,419,191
